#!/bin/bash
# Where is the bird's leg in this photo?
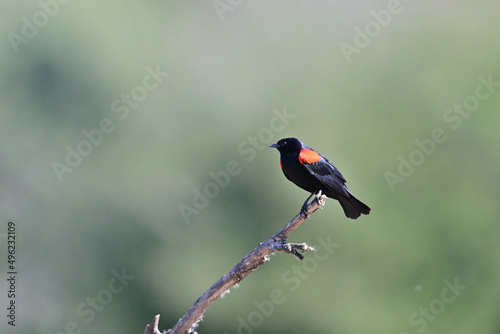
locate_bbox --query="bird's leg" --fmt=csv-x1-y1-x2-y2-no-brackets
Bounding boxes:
301,190,324,217
300,192,316,217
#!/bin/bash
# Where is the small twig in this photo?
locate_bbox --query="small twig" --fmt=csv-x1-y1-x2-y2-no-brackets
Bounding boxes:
144,314,162,334
150,194,327,334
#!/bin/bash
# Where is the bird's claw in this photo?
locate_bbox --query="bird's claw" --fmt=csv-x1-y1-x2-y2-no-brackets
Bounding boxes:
300,194,312,217
301,191,322,218
300,201,310,218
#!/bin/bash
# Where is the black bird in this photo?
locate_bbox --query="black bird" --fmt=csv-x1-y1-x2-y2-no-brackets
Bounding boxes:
269,137,370,219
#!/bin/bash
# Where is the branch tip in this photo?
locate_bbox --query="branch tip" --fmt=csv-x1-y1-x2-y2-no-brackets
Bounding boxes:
278,242,315,260
144,314,162,334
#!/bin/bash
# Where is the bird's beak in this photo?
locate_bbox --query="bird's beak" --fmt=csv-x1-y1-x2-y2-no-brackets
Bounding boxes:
269,142,279,148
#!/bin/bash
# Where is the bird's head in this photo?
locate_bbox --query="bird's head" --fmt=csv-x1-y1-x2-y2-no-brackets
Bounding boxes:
269,137,304,154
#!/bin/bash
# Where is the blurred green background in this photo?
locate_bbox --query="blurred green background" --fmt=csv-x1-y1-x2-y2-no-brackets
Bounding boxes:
1,1,500,333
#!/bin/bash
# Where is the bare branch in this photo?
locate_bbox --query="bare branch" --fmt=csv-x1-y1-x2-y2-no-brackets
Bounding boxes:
149,194,327,334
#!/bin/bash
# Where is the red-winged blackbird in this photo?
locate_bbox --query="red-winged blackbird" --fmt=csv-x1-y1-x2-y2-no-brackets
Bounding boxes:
269,137,370,219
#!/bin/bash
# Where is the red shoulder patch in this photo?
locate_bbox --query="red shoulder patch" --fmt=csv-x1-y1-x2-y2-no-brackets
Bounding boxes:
298,149,322,164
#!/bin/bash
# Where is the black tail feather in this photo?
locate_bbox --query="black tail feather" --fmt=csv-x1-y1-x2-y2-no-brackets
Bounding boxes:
339,193,371,219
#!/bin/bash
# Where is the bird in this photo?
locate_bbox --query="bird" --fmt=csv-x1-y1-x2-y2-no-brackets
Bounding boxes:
269,137,370,219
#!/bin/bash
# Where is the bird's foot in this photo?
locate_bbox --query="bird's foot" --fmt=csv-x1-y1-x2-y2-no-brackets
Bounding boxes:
300,201,309,218
300,192,320,218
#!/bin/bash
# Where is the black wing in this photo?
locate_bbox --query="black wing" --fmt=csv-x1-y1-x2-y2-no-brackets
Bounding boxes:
301,155,350,197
